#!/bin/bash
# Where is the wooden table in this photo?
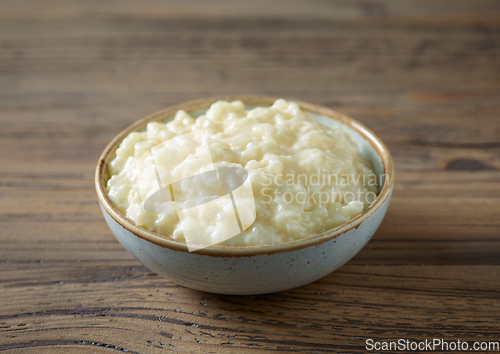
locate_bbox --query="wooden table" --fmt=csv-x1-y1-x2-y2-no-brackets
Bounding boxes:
1,1,499,352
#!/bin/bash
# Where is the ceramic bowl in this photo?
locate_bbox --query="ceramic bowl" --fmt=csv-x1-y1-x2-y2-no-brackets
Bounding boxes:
95,96,395,295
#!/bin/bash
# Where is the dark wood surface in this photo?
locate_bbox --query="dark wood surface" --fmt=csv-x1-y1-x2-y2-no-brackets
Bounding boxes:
1,1,499,352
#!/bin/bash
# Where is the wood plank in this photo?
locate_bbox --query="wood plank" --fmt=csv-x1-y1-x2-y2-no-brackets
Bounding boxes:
1,0,499,352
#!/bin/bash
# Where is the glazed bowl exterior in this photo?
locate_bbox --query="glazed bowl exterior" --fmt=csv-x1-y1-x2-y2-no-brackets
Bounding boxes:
96,96,395,295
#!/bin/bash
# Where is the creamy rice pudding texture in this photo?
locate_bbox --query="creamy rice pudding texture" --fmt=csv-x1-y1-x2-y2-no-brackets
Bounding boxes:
106,99,379,246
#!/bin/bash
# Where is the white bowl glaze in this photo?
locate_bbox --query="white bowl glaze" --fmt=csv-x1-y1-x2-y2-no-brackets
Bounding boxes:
96,96,395,295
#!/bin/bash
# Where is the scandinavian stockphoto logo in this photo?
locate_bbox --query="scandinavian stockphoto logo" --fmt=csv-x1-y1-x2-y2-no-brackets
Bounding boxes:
136,130,256,252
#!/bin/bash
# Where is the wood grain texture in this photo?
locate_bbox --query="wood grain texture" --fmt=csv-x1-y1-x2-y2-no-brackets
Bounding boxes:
1,0,499,352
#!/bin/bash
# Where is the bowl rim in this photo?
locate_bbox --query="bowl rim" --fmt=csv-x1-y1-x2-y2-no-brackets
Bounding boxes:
95,95,395,257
